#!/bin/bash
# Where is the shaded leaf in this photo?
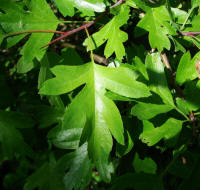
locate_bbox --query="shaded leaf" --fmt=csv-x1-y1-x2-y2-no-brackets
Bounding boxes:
0,0,59,73
0,110,34,160
176,51,200,85
63,143,92,190
133,153,157,174
145,53,174,106
140,119,182,146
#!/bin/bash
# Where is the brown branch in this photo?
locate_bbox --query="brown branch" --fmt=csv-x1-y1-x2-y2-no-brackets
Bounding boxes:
160,52,184,99
40,0,125,49
5,30,65,38
61,42,108,66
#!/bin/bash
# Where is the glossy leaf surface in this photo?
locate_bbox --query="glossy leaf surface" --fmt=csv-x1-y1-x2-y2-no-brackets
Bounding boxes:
40,61,151,181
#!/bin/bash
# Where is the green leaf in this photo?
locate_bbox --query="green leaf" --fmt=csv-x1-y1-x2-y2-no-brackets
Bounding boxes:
140,119,182,146
116,129,134,157
192,0,200,8
183,81,200,111
0,0,59,73
176,51,200,85
127,0,150,12
24,162,64,190
63,143,92,190
55,0,105,16
133,56,149,80
24,143,91,190
0,110,34,160
40,62,151,181
0,28,5,45
145,53,175,107
131,102,173,120
84,5,130,60
135,6,171,51
176,98,191,115
133,153,157,174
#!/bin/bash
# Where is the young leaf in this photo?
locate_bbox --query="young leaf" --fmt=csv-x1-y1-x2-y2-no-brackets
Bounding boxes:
145,53,175,107
55,0,105,17
84,5,130,60
176,51,200,85
133,153,157,174
131,102,173,120
140,119,182,146
135,6,171,51
40,62,151,181
0,0,59,73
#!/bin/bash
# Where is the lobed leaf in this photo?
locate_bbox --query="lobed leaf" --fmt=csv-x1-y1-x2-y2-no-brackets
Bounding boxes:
84,5,130,60
140,119,183,146
0,0,59,73
131,102,173,120
55,0,105,17
40,62,151,181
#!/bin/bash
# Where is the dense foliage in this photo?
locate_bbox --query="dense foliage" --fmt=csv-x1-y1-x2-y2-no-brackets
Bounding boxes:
0,0,200,189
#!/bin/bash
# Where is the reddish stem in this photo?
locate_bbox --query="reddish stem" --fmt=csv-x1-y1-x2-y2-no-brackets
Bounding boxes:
181,31,200,36
40,0,125,49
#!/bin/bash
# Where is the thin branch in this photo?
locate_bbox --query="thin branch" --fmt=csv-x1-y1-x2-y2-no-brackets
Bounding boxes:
5,30,65,38
180,31,200,36
180,7,194,31
84,27,94,64
160,52,173,72
41,0,125,49
160,52,185,99
61,42,108,66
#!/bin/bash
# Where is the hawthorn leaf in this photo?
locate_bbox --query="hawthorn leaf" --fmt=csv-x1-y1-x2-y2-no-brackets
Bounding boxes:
133,56,149,80
183,81,200,111
135,6,171,51
116,129,134,157
63,143,92,190
0,0,59,73
145,53,175,107
128,0,150,12
140,119,182,146
192,0,200,8
84,5,130,60
133,153,157,174
24,162,64,190
176,51,200,85
0,110,35,160
192,15,200,29
24,143,91,190
55,0,105,17
176,98,191,116
131,103,173,120
40,62,151,181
